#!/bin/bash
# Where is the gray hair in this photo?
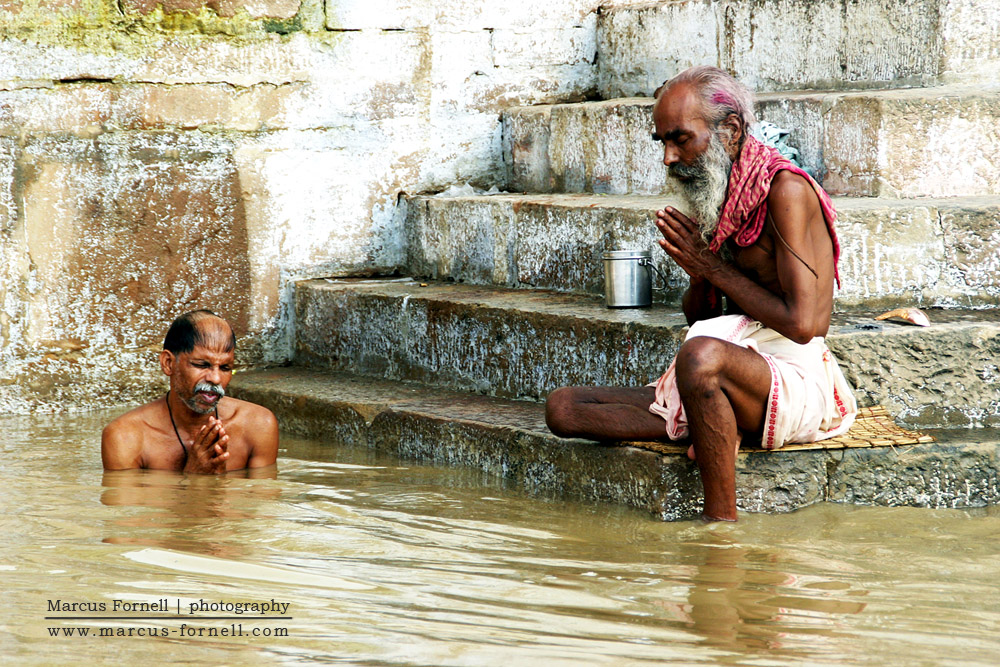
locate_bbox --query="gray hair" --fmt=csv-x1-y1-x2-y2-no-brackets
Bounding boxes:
656,66,757,129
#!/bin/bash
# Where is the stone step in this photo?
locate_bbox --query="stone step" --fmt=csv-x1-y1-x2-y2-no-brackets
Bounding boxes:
502,85,1000,198
403,192,1000,310
294,277,1000,429
229,366,1000,520
596,0,1000,97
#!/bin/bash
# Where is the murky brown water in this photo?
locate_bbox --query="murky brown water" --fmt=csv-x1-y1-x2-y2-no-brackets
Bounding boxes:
5,409,1000,665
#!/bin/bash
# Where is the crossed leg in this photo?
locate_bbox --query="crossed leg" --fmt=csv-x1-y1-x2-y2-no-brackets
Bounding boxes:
545,384,666,441
545,336,773,521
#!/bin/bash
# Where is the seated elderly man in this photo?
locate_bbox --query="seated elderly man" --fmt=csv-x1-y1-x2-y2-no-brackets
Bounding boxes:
102,310,278,473
546,66,857,521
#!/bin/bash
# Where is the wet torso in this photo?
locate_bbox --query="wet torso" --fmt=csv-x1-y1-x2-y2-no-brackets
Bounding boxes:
123,397,258,472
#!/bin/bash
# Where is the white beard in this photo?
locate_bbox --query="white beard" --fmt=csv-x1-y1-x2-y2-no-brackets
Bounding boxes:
669,131,733,244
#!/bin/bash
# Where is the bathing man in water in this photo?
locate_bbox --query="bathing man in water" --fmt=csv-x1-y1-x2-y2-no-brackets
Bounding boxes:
102,310,278,473
545,66,857,521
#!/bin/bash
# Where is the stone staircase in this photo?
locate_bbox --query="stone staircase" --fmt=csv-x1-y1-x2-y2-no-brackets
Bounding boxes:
231,0,1000,519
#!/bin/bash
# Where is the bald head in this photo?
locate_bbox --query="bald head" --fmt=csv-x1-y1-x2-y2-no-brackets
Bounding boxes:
163,310,236,356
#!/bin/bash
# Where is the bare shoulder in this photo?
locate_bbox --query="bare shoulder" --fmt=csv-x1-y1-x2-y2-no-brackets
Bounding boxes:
225,397,279,467
101,401,159,470
768,170,821,223
105,400,163,433
226,397,278,429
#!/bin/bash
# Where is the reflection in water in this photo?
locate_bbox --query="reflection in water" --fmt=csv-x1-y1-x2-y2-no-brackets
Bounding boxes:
662,536,868,656
100,468,278,557
4,410,1000,666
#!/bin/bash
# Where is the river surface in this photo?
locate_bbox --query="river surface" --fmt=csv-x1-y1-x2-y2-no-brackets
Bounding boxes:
4,409,1000,665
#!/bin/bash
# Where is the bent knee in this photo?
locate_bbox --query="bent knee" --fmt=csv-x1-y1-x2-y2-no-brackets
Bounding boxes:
545,387,582,438
675,337,728,393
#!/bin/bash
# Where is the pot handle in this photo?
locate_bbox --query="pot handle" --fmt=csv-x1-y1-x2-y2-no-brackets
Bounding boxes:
639,257,668,291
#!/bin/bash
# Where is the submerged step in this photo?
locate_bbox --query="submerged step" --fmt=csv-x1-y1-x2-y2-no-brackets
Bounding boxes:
597,0,1000,97
229,367,1000,520
294,278,1000,428
502,86,1000,198
404,192,1000,310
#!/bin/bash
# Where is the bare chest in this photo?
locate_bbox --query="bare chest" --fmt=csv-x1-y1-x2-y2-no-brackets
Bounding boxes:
728,231,781,294
141,428,252,471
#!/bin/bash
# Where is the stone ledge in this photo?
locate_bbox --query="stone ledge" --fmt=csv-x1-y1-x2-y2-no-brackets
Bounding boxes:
502,85,1000,197
229,366,1000,520
404,192,1000,310
294,278,1000,428
596,0,1000,96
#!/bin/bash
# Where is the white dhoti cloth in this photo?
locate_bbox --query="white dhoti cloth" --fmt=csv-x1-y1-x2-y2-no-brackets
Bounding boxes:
648,314,858,449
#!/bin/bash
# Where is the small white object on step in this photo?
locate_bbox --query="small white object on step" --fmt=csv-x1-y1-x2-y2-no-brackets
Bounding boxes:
874,307,931,327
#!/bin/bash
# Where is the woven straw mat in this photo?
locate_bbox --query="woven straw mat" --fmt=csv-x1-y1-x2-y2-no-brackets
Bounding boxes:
620,406,934,455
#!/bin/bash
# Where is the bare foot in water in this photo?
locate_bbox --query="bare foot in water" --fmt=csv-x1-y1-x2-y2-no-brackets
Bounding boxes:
686,432,743,461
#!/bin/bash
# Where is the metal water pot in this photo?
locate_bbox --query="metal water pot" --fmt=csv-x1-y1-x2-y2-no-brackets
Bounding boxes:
602,249,662,308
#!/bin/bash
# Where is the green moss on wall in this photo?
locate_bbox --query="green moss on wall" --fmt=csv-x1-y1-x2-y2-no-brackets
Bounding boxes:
262,15,302,35
0,2,313,54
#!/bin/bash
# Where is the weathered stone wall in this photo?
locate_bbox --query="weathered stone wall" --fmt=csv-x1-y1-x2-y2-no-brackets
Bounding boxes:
0,0,609,412
597,0,1000,97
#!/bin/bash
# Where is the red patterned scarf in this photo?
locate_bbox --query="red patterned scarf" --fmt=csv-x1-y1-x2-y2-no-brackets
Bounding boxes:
710,135,841,286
